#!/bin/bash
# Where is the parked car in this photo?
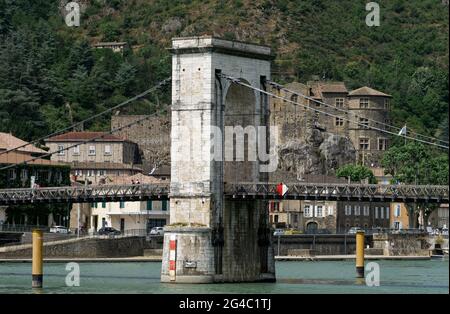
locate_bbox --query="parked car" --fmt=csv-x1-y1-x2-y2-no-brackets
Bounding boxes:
150,227,164,236
50,226,69,234
273,229,284,236
284,228,302,235
98,227,121,235
347,227,362,234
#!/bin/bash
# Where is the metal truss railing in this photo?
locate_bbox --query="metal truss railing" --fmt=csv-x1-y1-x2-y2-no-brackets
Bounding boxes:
0,184,170,205
224,183,449,203
0,182,448,205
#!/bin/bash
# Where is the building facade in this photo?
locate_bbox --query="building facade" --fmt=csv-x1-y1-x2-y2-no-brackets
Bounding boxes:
269,200,338,233
45,132,139,165
269,82,391,168
89,199,170,233
111,115,171,173
390,203,411,230
336,201,391,233
347,87,391,166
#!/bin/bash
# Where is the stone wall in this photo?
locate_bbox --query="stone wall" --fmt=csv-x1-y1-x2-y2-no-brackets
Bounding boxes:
0,236,145,258
273,234,373,255
372,233,431,256
111,115,171,173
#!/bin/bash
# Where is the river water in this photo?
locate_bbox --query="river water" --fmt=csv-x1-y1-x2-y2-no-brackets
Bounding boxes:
0,260,448,294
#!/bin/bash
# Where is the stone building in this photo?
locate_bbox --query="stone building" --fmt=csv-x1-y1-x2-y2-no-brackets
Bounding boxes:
347,87,391,166
336,201,391,233
390,203,411,230
111,115,171,173
45,131,140,165
269,81,391,170
93,42,128,54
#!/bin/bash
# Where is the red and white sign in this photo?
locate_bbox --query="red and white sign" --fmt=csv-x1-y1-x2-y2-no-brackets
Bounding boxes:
276,183,288,197
169,234,177,281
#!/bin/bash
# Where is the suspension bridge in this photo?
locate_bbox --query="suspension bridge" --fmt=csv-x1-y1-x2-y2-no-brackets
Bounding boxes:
0,36,448,284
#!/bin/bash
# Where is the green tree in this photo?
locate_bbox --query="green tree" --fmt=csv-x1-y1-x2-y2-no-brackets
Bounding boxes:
336,164,377,184
381,143,449,185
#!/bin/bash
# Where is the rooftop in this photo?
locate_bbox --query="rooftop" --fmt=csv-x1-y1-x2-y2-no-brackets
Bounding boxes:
0,151,64,166
69,162,143,171
0,132,47,154
349,86,392,97
93,42,127,47
45,132,126,142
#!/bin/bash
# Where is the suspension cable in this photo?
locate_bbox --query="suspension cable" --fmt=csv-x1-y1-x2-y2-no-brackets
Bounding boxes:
221,74,449,150
267,80,449,145
0,78,172,157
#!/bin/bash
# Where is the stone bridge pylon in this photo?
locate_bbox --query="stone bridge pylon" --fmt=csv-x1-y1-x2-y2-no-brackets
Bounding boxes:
161,36,276,283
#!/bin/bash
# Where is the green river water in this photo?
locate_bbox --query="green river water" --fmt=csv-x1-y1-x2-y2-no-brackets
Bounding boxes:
0,260,448,294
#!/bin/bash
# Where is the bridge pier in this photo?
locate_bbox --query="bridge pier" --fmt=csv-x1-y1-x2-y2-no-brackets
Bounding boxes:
161,36,275,283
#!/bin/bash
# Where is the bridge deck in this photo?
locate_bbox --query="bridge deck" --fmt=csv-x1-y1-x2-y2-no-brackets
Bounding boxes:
0,183,447,205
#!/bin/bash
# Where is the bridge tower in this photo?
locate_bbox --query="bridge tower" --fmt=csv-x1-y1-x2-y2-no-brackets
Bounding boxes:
161,36,276,283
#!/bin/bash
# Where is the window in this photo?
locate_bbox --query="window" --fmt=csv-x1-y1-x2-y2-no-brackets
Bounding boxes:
291,94,298,103
394,221,401,230
274,215,279,223
394,204,401,217
345,205,352,216
146,201,152,211
293,214,298,223
380,207,384,219
57,145,65,156
385,207,390,219
92,203,98,209
162,200,168,211
360,98,369,108
304,205,312,218
335,117,344,126
359,118,369,129
363,206,369,216
328,206,334,216
105,145,112,156
119,201,125,209
378,138,387,151
375,207,379,219
88,145,96,156
102,202,106,208
270,202,280,212
316,205,323,218
384,99,390,110
8,169,16,180
355,205,361,216
359,138,370,150
73,145,80,156
335,98,345,108
21,169,28,180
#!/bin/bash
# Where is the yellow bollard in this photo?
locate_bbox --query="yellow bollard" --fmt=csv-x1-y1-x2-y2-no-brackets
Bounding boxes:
32,229,43,288
355,230,365,278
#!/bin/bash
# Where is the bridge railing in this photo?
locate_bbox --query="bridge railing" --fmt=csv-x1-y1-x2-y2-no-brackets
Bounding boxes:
225,182,449,202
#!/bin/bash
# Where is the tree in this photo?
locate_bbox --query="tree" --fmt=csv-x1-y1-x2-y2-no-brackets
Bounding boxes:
381,143,448,185
382,142,449,228
336,164,377,184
